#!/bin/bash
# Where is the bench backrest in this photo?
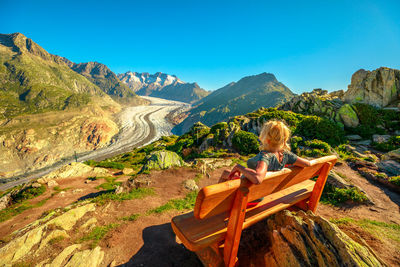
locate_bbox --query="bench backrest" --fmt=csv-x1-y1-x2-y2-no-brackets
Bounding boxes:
194,155,337,219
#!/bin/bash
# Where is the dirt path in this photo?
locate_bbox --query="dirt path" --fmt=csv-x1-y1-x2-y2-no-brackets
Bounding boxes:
318,164,400,224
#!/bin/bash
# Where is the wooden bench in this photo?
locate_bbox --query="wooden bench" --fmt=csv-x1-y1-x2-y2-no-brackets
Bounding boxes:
171,155,337,267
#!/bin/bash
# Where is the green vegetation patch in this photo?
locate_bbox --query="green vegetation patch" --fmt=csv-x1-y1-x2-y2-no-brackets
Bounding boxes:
232,130,259,155
331,217,400,248
147,191,198,214
95,177,122,190
121,213,141,221
373,136,400,152
13,185,46,203
389,176,400,187
321,184,368,206
90,188,155,205
80,223,120,248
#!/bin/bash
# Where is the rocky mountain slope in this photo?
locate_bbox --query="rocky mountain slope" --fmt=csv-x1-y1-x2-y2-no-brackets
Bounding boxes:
173,72,295,134
118,71,209,103
69,62,146,104
0,33,148,179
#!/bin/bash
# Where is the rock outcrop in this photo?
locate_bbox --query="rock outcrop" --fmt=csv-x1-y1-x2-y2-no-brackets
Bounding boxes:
344,67,400,107
0,203,96,265
237,210,385,267
37,162,111,184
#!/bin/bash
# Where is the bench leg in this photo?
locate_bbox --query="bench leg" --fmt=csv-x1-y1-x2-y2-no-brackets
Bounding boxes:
196,242,225,267
308,162,332,213
224,187,249,267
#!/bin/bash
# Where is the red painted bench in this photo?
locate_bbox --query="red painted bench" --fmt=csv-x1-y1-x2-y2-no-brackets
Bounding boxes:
171,155,337,267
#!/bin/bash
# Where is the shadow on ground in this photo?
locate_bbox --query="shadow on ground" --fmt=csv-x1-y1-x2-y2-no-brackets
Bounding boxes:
120,222,202,267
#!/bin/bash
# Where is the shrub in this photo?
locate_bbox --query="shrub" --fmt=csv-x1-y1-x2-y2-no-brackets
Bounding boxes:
321,184,368,206
295,116,345,146
232,130,259,155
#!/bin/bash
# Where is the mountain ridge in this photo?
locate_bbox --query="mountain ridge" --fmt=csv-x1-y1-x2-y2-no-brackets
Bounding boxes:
173,72,295,134
118,71,209,103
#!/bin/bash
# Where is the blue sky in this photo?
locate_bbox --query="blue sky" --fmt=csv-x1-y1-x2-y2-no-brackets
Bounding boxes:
1,0,400,93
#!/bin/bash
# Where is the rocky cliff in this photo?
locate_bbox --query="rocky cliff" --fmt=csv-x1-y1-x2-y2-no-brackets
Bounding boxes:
344,67,400,107
0,105,119,178
118,71,209,103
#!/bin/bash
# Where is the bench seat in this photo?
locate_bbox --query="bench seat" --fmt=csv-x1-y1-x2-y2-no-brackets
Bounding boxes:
171,179,316,251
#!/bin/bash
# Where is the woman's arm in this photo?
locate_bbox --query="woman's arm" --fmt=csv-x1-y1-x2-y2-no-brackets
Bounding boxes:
293,156,312,167
231,161,268,185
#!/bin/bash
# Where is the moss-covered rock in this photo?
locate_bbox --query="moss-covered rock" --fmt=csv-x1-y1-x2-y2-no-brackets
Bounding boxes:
238,210,384,266
140,150,184,172
338,104,360,128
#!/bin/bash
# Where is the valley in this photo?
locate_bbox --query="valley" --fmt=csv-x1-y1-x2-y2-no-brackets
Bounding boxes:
0,97,188,191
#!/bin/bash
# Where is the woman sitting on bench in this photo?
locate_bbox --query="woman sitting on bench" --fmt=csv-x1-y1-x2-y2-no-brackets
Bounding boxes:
220,120,311,186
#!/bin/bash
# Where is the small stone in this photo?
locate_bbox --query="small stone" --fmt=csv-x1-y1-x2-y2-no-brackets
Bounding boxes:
72,189,83,194
59,191,66,197
345,135,362,141
183,179,199,191
354,140,371,146
85,179,92,184
115,186,123,194
47,180,58,187
31,182,42,188
372,134,391,144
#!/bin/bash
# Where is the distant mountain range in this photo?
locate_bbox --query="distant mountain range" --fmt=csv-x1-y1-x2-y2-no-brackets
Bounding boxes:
118,71,209,103
173,73,295,134
0,33,145,119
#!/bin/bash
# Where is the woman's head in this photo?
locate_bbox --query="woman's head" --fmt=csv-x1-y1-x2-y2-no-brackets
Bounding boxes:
259,120,291,152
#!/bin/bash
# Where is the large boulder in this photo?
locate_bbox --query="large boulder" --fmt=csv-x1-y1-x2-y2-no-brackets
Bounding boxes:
338,104,360,128
344,67,400,107
237,210,384,266
140,150,184,172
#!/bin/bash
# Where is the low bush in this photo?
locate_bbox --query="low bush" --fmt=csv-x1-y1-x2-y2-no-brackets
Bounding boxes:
295,116,345,146
232,130,259,155
321,184,368,206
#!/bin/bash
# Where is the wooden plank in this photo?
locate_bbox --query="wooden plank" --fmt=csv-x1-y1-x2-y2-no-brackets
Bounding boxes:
171,180,315,251
224,187,249,267
194,155,337,219
308,162,334,212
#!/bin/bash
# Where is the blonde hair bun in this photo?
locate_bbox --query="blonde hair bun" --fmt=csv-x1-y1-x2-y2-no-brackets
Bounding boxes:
259,120,291,151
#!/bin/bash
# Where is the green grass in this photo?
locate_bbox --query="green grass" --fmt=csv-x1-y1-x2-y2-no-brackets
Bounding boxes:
13,185,46,203
331,217,400,248
80,223,120,248
0,185,48,223
48,235,65,245
95,177,122,190
120,213,141,221
147,191,198,215
321,184,368,206
90,188,155,205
